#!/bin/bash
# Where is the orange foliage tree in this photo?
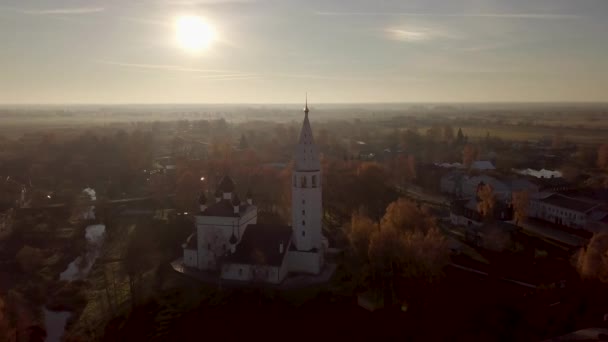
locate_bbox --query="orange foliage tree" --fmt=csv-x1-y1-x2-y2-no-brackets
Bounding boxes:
345,198,449,305
577,232,608,283
476,184,496,221
463,144,478,169
512,190,530,226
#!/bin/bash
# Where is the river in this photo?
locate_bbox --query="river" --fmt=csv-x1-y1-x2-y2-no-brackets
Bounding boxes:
44,223,106,342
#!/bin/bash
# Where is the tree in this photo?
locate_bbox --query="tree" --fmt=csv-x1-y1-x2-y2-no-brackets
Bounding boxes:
477,184,496,222
123,226,158,308
463,144,478,169
15,246,43,274
443,125,455,143
238,134,249,150
577,232,608,283
456,128,464,145
512,190,529,226
552,131,565,150
426,126,443,143
346,198,450,306
483,225,512,252
346,211,377,264
380,198,437,234
175,171,200,212
598,144,608,170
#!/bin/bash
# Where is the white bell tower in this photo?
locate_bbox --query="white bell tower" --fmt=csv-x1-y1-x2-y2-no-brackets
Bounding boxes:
291,95,322,252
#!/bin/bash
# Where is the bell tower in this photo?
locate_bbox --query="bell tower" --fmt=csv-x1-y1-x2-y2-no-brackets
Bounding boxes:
291,95,322,251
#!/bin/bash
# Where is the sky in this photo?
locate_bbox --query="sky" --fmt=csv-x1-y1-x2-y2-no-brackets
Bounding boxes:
1,0,608,104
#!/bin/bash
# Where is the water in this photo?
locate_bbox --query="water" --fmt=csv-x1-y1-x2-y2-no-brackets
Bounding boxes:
45,223,106,342
43,309,72,342
59,224,106,281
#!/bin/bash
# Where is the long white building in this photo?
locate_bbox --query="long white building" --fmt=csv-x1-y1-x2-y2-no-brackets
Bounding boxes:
181,100,326,284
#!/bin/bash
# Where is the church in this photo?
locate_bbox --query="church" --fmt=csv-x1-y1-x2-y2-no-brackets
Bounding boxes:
181,101,327,284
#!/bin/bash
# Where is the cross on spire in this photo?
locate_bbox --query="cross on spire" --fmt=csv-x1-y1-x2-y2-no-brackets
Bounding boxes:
304,93,309,116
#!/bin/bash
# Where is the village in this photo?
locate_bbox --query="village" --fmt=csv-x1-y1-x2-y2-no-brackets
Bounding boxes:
1,104,608,340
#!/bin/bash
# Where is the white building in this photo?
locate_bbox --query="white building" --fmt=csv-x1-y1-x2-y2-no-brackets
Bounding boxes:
182,100,326,284
528,193,600,230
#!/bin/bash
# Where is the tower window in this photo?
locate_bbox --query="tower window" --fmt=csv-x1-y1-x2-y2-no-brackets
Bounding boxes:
300,176,307,188
302,220,305,226
312,175,317,188
302,231,305,237
302,210,305,215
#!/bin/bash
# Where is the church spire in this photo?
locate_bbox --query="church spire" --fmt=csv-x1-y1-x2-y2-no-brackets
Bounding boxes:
295,96,320,171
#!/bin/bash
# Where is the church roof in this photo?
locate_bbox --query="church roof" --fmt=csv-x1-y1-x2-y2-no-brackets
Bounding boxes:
218,175,236,193
294,103,320,171
225,224,292,267
201,199,248,217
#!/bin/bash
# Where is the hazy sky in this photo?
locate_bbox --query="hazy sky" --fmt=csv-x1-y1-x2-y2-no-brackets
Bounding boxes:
1,0,608,104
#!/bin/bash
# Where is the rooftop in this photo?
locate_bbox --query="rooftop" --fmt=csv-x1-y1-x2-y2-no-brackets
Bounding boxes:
225,224,292,267
201,199,251,217
541,194,599,213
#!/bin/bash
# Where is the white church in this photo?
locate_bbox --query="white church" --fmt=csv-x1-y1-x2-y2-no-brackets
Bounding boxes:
181,101,327,284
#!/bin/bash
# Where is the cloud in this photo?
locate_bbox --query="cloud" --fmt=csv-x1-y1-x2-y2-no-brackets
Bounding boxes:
96,60,258,80
384,26,458,43
315,11,579,20
385,28,435,42
96,60,244,74
22,7,105,15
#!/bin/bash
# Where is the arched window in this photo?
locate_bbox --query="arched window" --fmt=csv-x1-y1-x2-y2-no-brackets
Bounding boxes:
300,176,307,188
312,175,317,188
302,220,305,226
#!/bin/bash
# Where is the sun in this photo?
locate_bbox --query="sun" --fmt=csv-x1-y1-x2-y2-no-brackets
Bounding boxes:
174,15,215,53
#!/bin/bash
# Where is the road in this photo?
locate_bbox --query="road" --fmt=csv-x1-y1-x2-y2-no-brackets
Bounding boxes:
517,219,587,248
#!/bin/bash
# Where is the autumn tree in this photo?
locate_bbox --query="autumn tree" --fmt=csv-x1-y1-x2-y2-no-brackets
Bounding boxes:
483,225,512,252
463,144,478,169
598,144,608,170
577,232,608,283
512,190,530,226
238,134,249,150
380,198,437,234
426,125,443,143
443,125,455,143
477,184,496,222
174,171,201,212
346,198,449,306
346,211,377,264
